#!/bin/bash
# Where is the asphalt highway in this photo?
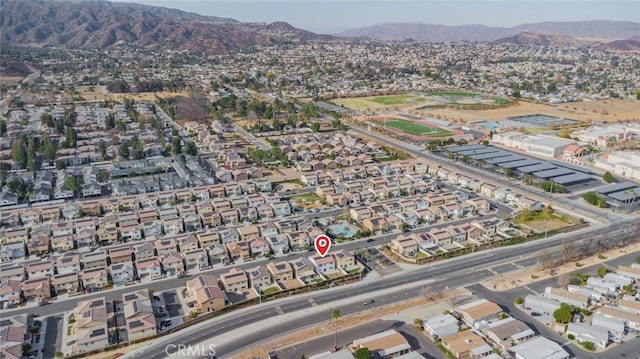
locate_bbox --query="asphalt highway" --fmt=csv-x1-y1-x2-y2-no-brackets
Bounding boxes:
129,219,637,359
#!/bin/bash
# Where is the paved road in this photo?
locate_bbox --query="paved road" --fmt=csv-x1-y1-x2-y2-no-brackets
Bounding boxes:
123,220,637,359
43,315,63,359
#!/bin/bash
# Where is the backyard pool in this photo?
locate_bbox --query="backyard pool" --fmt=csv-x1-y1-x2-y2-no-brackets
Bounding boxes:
328,220,358,238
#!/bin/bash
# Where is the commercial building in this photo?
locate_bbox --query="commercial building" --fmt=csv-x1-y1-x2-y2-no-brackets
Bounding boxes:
492,132,575,158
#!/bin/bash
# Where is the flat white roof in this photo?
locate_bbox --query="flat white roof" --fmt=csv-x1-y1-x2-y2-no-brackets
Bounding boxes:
510,337,569,359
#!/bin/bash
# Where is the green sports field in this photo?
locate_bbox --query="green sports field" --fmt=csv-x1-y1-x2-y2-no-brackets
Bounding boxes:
370,94,424,105
427,91,480,98
380,118,453,137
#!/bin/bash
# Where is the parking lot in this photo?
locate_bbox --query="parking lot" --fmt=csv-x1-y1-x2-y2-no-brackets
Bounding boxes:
357,247,403,276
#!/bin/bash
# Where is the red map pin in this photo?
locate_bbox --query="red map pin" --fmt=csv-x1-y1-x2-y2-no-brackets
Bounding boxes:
314,235,332,257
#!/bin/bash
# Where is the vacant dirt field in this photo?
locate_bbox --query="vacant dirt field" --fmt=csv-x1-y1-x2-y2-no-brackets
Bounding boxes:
523,219,571,233
77,86,190,103
0,76,23,84
486,241,640,292
412,99,640,123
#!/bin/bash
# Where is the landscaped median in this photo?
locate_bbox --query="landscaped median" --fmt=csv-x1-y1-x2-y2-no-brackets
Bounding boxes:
381,222,588,266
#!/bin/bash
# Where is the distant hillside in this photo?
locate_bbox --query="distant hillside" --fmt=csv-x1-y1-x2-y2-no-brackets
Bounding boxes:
491,32,587,47
594,39,640,52
339,20,640,42
0,0,329,54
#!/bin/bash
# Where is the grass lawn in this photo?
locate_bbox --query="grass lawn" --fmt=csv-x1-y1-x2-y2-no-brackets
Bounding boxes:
334,97,386,111
294,193,322,204
262,287,279,295
427,91,479,98
494,98,511,105
415,251,429,259
370,94,423,105
380,118,453,137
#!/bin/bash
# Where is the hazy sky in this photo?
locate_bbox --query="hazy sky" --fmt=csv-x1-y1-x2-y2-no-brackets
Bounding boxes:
110,1,639,33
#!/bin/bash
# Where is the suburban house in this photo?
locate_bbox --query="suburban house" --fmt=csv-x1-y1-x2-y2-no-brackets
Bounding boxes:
122,290,157,341
441,330,493,359
220,268,249,293
456,299,503,328
267,261,294,282
70,297,109,354
185,275,226,313
421,313,459,339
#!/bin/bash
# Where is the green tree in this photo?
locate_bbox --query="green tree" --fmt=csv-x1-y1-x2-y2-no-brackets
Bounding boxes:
331,309,341,350
118,142,130,159
0,120,6,136
185,141,198,156
413,318,424,331
310,122,320,132
553,303,573,323
64,127,77,148
354,347,370,359
105,113,116,129
130,135,144,160
11,140,27,168
98,139,107,160
42,135,57,163
581,341,595,351
603,171,616,183
514,297,524,305
597,265,608,278
65,176,84,198
172,137,182,155
21,342,31,356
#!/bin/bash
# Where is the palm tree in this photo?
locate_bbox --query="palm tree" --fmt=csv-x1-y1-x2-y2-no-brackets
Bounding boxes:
332,309,341,351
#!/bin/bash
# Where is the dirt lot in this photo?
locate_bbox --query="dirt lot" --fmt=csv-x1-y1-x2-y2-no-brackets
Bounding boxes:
412,99,640,123
77,86,190,103
523,219,573,233
0,76,24,84
486,241,640,292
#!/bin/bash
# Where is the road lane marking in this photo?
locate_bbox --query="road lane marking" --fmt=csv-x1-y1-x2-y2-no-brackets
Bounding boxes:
308,298,317,307
523,285,537,294
275,305,285,315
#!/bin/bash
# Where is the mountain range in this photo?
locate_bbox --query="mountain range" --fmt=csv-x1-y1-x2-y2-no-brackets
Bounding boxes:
2,1,639,53
0,0,329,54
338,20,640,42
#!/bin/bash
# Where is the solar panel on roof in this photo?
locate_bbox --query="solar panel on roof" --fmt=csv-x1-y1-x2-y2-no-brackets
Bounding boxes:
608,187,640,201
447,144,487,153
457,148,500,156
595,182,637,195
517,164,558,173
90,328,106,337
129,321,144,328
469,151,510,160
533,168,574,179
552,173,594,185
500,159,540,169
487,155,526,164
547,160,593,174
